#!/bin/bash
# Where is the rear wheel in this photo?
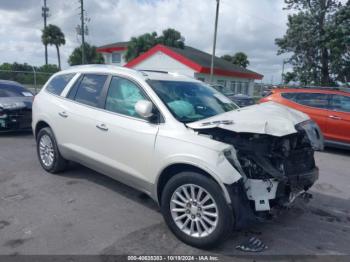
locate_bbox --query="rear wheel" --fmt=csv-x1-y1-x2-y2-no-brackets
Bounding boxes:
161,172,234,248
36,127,67,173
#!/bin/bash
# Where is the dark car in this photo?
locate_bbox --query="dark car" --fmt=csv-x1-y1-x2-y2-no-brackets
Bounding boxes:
210,84,255,107
0,80,33,132
227,94,255,107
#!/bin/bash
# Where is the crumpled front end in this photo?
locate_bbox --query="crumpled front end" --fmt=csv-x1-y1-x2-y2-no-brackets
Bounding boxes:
194,119,323,213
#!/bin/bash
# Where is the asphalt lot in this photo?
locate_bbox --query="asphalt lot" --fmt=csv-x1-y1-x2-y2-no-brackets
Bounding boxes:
0,132,350,257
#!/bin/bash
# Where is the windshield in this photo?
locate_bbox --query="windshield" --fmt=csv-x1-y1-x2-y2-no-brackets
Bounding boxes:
0,83,32,98
147,80,239,123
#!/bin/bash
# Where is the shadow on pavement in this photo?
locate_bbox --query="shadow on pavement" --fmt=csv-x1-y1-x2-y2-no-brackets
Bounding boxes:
59,162,159,212
323,146,350,157
0,130,33,137
101,191,350,256
58,163,350,256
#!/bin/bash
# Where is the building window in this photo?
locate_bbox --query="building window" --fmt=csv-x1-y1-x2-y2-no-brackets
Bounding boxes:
112,52,121,63
237,82,242,94
217,80,226,87
242,82,249,95
230,81,236,93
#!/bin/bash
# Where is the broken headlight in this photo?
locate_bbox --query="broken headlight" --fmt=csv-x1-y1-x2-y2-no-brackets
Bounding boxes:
295,120,324,151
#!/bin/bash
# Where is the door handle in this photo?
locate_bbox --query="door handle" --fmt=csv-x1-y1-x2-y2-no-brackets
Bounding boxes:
96,123,108,131
58,111,68,118
329,115,342,120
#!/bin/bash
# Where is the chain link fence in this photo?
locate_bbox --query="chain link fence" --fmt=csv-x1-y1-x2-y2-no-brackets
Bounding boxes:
0,69,55,94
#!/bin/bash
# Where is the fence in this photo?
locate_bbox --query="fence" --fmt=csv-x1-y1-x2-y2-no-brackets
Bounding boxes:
0,69,55,94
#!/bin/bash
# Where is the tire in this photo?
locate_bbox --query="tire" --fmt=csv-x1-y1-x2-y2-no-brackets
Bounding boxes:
36,127,67,173
161,171,234,249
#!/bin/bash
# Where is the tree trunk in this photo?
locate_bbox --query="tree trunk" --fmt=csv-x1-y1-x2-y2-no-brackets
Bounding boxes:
320,48,330,85
319,0,331,85
45,44,48,65
56,45,61,70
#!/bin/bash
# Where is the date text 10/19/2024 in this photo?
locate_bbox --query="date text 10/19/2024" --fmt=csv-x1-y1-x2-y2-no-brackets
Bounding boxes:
127,255,219,261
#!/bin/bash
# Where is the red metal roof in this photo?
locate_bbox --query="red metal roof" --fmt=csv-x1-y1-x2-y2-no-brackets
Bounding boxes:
125,44,263,80
96,41,129,53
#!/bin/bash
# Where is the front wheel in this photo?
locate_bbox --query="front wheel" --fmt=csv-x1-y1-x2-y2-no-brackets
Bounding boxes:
161,172,234,248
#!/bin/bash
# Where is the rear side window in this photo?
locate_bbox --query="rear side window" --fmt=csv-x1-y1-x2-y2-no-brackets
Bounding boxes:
330,95,350,112
281,92,298,101
73,74,108,107
46,73,75,95
295,93,330,109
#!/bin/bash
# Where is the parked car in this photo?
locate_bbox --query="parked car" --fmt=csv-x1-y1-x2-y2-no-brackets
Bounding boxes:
228,94,255,107
32,65,323,248
210,85,254,107
260,88,350,148
0,80,33,132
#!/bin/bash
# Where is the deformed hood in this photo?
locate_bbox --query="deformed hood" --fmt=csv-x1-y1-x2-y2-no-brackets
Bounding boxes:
187,102,309,137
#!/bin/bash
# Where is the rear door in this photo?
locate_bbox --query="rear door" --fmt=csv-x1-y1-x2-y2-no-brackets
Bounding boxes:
39,73,77,145
283,92,331,137
326,94,350,143
57,73,109,160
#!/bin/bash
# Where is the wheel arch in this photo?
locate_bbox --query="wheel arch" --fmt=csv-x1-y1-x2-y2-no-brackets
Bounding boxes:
155,163,232,206
34,120,51,139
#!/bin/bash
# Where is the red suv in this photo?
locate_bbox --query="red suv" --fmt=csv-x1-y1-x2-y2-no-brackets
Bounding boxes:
260,88,350,148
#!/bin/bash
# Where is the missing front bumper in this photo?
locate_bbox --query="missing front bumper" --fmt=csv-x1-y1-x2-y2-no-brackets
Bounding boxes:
244,167,319,212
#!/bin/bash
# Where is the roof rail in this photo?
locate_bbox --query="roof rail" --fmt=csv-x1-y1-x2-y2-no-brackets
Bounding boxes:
281,86,350,93
304,86,350,92
139,69,169,74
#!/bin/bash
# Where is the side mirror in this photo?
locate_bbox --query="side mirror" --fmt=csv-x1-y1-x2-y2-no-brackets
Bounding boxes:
135,100,154,118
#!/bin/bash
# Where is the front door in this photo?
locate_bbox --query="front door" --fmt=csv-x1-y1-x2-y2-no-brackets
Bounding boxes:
92,75,159,192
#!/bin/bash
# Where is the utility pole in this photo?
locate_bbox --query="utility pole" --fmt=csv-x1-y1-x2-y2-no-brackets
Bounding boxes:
281,59,288,85
42,0,50,65
210,0,220,83
80,0,85,64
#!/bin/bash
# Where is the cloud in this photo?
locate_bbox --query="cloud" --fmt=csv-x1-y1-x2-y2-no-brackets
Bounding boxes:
0,0,294,83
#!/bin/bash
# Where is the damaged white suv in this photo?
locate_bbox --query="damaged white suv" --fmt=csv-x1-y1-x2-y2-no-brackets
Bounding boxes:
32,65,323,248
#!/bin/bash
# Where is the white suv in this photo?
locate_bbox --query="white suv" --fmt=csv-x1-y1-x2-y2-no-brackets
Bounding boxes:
32,65,323,248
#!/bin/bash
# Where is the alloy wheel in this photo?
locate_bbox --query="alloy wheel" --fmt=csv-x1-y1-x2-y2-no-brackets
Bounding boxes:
170,184,218,238
39,134,55,167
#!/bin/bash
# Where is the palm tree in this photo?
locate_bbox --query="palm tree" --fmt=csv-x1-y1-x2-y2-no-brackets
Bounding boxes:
41,24,66,70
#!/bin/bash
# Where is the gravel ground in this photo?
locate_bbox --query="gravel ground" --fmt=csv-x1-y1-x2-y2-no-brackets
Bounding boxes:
0,132,350,258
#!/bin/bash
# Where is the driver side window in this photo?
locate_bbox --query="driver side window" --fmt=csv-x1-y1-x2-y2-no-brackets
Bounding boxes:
105,76,149,118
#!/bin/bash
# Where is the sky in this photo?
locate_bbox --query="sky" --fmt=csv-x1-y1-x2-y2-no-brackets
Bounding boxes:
0,0,295,84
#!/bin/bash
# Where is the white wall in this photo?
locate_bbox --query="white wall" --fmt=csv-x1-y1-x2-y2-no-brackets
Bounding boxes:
127,51,256,96
195,73,255,96
131,51,196,77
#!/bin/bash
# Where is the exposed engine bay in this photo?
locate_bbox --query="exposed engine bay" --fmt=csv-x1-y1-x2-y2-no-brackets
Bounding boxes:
195,120,323,212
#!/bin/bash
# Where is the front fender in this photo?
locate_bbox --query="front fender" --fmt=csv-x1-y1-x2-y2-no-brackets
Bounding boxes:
153,153,242,205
